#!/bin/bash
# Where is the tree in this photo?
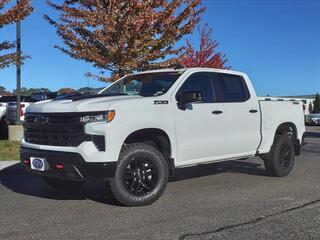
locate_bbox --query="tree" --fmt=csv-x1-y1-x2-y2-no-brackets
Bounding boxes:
0,86,5,94
45,0,205,82
0,85,11,96
314,93,320,113
13,87,51,96
58,88,76,95
180,24,229,69
0,0,33,69
77,87,95,94
308,102,313,114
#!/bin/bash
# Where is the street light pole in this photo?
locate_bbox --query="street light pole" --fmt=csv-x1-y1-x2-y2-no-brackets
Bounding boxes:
16,0,21,124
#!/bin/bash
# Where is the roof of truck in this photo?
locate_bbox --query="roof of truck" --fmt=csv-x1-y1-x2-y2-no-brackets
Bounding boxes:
139,67,246,76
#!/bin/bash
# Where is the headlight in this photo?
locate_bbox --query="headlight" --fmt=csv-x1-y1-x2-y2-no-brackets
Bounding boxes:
80,111,115,123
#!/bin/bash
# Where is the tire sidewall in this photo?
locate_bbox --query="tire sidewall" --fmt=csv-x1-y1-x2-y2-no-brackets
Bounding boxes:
112,144,168,206
272,135,295,177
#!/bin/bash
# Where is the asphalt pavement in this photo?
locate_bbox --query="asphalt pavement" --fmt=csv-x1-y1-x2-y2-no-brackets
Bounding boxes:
0,127,320,240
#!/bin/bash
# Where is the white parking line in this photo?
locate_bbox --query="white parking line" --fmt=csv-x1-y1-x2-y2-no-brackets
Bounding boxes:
0,161,19,170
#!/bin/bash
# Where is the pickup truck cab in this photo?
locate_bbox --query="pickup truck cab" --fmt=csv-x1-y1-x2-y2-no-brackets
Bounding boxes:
21,68,305,206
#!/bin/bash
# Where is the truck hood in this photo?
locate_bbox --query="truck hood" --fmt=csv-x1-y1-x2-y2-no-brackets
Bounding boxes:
26,95,142,113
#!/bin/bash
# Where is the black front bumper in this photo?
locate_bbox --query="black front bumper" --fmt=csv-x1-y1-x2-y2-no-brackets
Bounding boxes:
20,147,117,182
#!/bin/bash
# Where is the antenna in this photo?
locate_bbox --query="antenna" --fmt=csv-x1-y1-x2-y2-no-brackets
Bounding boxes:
86,63,90,88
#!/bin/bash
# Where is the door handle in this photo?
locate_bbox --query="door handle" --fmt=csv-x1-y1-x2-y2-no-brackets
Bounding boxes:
212,110,223,115
249,109,258,113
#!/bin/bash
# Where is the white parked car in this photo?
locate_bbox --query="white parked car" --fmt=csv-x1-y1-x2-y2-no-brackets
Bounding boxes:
21,68,305,206
0,96,18,122
0,102,7,121
6,93,57,125
6,97,32,124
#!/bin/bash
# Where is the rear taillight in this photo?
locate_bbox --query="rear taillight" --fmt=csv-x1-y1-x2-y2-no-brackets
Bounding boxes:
20,104,25,117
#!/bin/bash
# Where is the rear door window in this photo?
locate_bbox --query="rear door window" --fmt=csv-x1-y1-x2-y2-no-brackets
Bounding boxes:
210,73,250,102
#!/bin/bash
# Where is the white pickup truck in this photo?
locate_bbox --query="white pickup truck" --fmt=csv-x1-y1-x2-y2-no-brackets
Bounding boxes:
21,68,305,206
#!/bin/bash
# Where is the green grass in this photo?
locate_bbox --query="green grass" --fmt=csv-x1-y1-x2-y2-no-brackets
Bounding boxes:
0,140,20,160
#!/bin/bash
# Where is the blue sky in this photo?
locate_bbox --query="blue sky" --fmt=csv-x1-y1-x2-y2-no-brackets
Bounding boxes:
0,0,319,96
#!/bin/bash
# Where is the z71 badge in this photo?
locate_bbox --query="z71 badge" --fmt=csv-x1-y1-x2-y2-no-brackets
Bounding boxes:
154,100,168,105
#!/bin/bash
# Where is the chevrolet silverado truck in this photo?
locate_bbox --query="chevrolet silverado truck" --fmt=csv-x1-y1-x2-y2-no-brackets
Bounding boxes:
21,68,305,206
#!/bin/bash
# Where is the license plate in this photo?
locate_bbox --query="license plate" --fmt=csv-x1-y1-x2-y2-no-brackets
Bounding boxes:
30,157,45,171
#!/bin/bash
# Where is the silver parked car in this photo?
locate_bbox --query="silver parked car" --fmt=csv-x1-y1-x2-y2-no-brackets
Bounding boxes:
306,113,320,126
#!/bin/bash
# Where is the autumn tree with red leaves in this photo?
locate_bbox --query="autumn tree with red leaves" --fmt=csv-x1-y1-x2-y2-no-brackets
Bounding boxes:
45,0,205,82
181,24,229,69
0,0,33,69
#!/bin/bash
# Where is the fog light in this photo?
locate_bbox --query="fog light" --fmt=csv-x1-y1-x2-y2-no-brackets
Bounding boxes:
23,159,30,165
55,164,64,169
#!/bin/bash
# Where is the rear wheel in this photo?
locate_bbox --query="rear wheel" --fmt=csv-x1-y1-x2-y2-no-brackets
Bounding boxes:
261,134,295,177
43,177,84,191
110,143,168,207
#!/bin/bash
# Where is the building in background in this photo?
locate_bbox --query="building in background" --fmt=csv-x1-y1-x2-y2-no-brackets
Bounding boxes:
281,95,316,115
262,95,316,115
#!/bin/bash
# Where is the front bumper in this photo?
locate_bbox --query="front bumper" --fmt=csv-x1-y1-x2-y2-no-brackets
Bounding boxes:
20,147,117,182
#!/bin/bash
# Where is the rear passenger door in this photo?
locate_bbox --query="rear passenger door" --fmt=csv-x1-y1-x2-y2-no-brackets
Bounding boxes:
210,72,260,157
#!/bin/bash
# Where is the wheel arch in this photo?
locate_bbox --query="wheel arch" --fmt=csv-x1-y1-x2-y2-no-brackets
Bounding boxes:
122,128,175,176
275,122,298,138
274,122,300,155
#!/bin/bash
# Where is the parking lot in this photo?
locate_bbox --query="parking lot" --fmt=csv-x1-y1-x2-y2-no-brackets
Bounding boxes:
0,126,319,240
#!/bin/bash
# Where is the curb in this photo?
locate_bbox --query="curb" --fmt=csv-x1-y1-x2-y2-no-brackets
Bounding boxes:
0,161,20,170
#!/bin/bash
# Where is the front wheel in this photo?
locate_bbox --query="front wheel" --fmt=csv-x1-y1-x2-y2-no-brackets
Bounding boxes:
110,143,169,207
261,134,295,177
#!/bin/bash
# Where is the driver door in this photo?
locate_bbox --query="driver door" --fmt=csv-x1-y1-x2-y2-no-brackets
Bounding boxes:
172,72,226,165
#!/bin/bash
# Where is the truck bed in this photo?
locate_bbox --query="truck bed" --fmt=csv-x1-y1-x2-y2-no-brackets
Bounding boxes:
258,98,305,154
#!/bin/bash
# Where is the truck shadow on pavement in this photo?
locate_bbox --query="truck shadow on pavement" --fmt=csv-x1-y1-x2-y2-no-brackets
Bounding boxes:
0,129,317,206
0,163,122,206
171,160,267,182
0,160,267,206
304,131,320,139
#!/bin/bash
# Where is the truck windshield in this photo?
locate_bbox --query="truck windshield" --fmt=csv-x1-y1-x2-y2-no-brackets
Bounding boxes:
100,72,182,97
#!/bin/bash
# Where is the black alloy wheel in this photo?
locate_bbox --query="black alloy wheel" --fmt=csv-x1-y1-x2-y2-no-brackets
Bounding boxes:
279,144,292,169
122,157,158,196
110,143,169,207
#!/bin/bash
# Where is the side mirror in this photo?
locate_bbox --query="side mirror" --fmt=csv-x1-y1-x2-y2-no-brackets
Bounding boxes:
178,91,203,110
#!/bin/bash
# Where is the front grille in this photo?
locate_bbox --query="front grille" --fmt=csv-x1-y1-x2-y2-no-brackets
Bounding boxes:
24,112,105,149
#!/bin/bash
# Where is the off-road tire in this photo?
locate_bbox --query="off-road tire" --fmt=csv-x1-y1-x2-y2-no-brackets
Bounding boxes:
262,134,295,177
110,143,169,207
